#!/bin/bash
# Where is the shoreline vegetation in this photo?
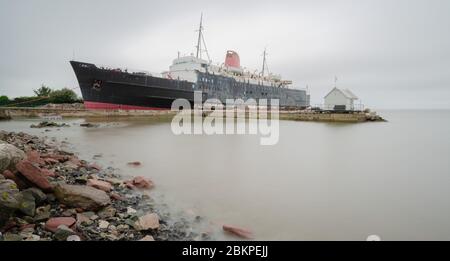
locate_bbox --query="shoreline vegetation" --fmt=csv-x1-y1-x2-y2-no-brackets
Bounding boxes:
0,86,82,108
0,130,208,241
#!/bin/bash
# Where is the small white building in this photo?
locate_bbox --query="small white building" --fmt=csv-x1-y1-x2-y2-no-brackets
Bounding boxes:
324,87,359,111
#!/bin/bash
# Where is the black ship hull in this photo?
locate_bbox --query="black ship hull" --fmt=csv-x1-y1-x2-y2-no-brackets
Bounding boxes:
70,61,309,110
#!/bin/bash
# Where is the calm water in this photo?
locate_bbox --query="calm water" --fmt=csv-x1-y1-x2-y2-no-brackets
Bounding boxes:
1,110,450,240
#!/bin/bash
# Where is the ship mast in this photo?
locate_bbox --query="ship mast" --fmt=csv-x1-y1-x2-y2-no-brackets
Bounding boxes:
195,13,211,62
261,48,268,77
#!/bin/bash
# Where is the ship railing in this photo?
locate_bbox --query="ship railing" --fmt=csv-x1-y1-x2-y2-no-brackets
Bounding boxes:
96,64,163,78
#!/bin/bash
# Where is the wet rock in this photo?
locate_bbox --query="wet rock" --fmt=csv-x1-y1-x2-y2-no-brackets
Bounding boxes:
41,168,56,177
110,192,124,201
26,150,45,165
116,224,130,232
22,187,47,204
98,220,109,229
30,121,69,128
131,176,154,190
15,160,53,192
23,234,41,241
45,217,76,232
87,179,112,192
98,206,116,219
61,208,77,217
76,213,92,227
0,179,22,226
3,232,23,241
53,183,111,210
63,161,79,170
126,207,137,215
80,123,98,128
54,225,75,241
43,158,59,165
127,161,142,167
124,180,136,190
139,235,155,241
0,143,26,173
67,235,81,241
34,205,51,222
89,163,102,171
133,213,159,231
3,169,29,189
19,190,36,216
222,224,253,239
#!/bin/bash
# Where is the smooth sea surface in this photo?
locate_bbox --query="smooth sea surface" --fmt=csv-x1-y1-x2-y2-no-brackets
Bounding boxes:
1,110,450,240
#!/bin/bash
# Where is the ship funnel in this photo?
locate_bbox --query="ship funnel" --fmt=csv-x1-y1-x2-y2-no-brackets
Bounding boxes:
225,50,240,68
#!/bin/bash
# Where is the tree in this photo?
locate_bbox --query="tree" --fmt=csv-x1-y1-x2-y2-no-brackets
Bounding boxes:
0,95,10,106
49,88,79,103
33,85,52,97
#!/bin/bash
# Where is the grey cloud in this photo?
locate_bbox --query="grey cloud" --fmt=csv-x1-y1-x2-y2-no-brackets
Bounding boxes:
0,0,449,109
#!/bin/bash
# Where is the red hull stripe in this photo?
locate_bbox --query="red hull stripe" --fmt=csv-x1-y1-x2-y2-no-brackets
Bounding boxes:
84,101,168,111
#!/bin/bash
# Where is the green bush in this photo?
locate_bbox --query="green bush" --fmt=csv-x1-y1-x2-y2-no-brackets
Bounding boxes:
1,86,81,107
0,96,10,106
33,85,52,97
49,88,79,104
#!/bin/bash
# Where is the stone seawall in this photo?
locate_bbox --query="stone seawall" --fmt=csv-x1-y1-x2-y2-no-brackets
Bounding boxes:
0,107,385,123
0,107,176,120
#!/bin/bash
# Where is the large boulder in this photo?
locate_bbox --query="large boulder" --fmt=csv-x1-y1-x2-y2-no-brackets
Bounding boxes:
53,183,111,211
15,160,53,192
0,179,22,227
0,144,25,173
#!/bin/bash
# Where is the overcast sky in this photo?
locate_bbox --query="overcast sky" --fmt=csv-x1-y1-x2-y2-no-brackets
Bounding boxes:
1,0,449,109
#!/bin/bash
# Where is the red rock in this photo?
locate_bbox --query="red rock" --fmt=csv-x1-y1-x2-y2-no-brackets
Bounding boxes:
139,235,155,241
89,163,101,171
127,161,141,166
43,158,59,165
134,213,160,230
124,180,136,190
132,176,154,189
2,169,29,189
26,150,45,165
68,156,83,167
41,154,68,163
87,179,112,192
20,223,35,231
110,192,124,201
45,217,76,232
222,225,253,239
41,168,56,177
15,160,53,192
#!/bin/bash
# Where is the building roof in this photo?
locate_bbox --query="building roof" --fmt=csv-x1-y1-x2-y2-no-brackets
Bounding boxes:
324,87,358,100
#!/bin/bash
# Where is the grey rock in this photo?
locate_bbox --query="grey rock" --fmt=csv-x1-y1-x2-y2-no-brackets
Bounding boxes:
54,225,75,241
34,205,51,222
0,143,25,173
67,235,81,241
0,179,22,226
98,220,109,229
23,234,41,241
22,187,47,204
19,190,36,216
61,208,77,217
98,206,116,219
53,183,111,211
3,232,23,241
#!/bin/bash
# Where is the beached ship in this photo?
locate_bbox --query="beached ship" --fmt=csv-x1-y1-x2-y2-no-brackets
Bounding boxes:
70,16,310,110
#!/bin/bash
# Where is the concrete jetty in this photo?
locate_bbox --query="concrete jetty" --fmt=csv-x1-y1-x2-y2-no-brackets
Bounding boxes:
0,106,385,123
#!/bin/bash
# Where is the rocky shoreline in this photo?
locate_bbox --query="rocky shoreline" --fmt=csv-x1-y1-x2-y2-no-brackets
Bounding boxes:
0,130,206,241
